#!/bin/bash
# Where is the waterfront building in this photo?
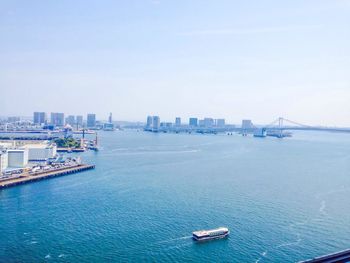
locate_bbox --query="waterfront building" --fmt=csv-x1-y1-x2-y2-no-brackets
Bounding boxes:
76,115,83,127
216,119,225,127
189,118,198,127
26,143,57,161
146,116,153,128
103,123,115,131
0,141,57,162
254,128,267,137
175,117,181,126
0,149,8,173
198,119,205,127
33,112,46,125
242,120,253,129
152,116,160,131
51,112,65,127
204,118,214,128
160,122,172,128
87,114,96,128
108,113,113,123
7,149,29,168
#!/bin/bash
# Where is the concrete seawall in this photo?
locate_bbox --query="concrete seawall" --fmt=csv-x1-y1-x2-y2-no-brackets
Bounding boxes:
0,164,95,189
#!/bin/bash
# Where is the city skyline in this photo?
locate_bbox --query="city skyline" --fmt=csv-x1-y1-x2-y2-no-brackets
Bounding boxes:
1,0,350,126
3,111,350,128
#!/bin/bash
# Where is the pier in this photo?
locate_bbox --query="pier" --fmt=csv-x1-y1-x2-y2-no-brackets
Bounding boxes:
299,248,350,263
0,164,95,189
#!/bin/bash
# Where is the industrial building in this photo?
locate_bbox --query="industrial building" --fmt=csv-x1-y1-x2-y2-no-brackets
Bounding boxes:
7,149,29,168
26,143,57,161
0,141,58,171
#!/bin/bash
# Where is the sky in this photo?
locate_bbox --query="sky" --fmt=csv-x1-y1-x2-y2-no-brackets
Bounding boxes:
0,0,350,126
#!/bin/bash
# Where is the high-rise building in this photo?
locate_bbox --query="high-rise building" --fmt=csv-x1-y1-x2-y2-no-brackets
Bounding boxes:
146,116,153,128
33,112,46,125
204,118,214,128
216,119,225,127
87,114,96,128
189,118,198,127
108,113,113,123
66,115,76,126
175,117,181,126
50,113,65,126
152,116,160,131
76,115,83,126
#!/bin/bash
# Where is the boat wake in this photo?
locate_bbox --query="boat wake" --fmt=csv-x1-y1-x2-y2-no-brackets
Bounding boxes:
155,236,192,245
163,242,192,251
253,191,341,262
255,251,268,263
276,237,302,248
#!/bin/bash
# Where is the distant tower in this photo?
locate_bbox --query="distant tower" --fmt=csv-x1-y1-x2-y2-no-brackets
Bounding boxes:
87,114,96,128
146,116,153,128
108,112,113,123
152,116,160,131
175,117,181,126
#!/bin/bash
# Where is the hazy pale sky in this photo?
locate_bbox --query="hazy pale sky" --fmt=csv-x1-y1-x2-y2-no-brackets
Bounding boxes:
1,0,349,125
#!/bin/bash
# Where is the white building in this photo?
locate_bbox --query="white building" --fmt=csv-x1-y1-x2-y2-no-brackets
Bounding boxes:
26,144,57,161
7,149,29,168
0,141,57,162
0,149,8,173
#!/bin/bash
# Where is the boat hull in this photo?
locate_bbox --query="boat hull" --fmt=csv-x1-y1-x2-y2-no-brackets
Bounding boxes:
193,232,229,242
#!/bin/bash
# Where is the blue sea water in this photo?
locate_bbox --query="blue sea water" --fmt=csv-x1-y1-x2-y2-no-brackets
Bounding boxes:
1,130,350,262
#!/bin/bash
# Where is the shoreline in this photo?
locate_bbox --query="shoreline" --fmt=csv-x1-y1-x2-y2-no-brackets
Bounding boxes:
0,164,95,189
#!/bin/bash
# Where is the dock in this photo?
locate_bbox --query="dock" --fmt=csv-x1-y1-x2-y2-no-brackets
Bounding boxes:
299,248,350,263
0,164,95,189
57,147,86,152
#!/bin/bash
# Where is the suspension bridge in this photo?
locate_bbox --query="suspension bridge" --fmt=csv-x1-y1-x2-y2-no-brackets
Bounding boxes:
243,117,350,138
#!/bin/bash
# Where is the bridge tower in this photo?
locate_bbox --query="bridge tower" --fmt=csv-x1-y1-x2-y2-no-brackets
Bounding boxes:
278,117,284,138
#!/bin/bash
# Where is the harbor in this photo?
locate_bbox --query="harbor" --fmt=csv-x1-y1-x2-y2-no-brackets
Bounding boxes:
1,130,350,262
0,164,95,189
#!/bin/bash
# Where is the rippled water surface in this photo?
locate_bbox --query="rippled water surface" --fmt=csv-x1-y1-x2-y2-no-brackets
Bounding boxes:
1,131,350,262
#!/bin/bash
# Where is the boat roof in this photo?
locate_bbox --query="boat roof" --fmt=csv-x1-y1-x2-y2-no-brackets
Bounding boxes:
193,227,228,236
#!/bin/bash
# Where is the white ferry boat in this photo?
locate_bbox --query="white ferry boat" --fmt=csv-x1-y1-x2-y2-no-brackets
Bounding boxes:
192,227,229,242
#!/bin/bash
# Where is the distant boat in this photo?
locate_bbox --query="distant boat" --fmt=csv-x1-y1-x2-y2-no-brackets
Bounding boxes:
192,227,229,242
